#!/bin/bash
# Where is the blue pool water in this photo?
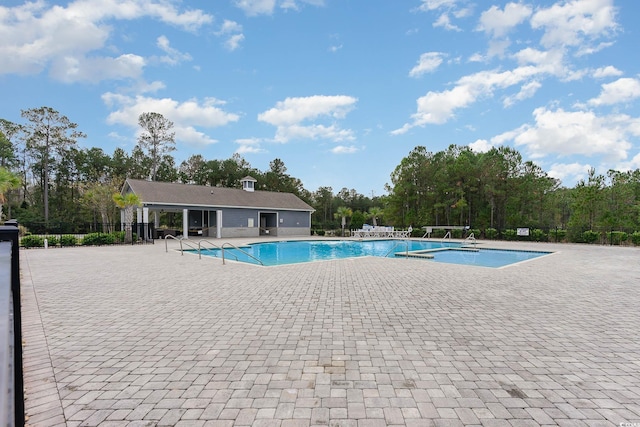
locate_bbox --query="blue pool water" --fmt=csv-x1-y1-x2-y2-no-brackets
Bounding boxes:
195,240,551,268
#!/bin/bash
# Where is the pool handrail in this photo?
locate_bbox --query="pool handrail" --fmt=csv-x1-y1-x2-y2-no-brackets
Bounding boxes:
197,240,222,260
462,233,477,249
221,242,264,266
441,231,452,246
164,234,199,255
384,240,409,258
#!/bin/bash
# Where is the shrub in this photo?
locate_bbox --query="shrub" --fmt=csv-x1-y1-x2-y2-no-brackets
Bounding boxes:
82,232,115,246
21,235,45,248
111,231,137,243
45,235,60,247
451,229,463,239
551,229,567,242
60,235,78,247
485,228,498,239
316,229,325,236
503,229,517,241
468,228,481,238
530,228,547,242
431,229,446,238
582,230,600,244
606,231,628,245
631,231,640,246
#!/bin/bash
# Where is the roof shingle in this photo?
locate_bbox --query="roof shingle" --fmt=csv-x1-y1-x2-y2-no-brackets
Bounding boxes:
124,179,314,211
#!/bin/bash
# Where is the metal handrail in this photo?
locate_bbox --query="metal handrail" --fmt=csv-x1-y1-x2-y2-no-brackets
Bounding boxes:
221,242,264,266
441,231,452,245
384,240,409,258
197,240,222,259
164,235,198,255
462,233,477,248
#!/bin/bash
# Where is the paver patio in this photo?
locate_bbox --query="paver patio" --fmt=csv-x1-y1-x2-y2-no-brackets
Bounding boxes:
20,238,640,426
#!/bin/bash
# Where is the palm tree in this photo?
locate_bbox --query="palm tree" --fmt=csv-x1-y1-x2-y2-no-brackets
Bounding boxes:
334,206,353,236
368,206,384,227
0,167,21,222
113,192,142,243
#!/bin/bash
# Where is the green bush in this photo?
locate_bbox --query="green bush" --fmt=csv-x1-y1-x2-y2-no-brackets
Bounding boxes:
631,231,640,246
451,228,463,238
316,229,325,236
503,229,517,241
60,235,78,247
530,228,547,242
431,229,446,238
468,228,481,238
82,232,115,246
551,229,567,242
582,230,600,244
45,235,60,246
21,235,45,248
485,228,498,239
606,231,628,245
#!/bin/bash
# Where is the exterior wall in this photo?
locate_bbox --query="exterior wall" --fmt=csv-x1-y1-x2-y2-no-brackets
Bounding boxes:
220,227,260,238
277,211,310,228
277,227,312,237
218,209,311,238
222,208,259,228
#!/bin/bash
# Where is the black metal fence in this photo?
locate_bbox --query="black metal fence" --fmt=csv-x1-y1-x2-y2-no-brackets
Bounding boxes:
0,221,24,427
19,222,158,246
421,225,639,245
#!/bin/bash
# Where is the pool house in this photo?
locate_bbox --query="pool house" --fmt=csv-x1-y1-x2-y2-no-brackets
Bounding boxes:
120,177,314,239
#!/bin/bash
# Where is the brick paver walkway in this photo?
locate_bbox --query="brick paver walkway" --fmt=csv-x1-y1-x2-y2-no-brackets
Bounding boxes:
20,239,640,426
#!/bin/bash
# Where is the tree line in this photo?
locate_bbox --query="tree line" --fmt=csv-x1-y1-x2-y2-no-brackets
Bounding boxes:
386,145,640,243
1,107,640,243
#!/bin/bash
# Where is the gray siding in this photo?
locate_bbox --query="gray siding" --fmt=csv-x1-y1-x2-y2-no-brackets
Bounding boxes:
277,211,310,228
222,208,259,228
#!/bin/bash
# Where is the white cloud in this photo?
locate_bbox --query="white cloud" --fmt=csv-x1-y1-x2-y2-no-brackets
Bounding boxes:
417,0,468,31
433,13,461,31
234,0,276,15
216,20,245,51
587,77,640,106
592,65,623,78
102,93,240,146
417,0,458,12
258,95,357,143
477,2,532,38
394,65,540,132
530,0,618,50
331,145,359,154
235,138,266,154
409,52,444,78
234,0,324,16
503,80,542,107
156,36,192,66
218,20,243,35
224,34,246,51
49,53,146,83
469,139,493,153
496,107,636,162
0,0,212,81
548,162,592,183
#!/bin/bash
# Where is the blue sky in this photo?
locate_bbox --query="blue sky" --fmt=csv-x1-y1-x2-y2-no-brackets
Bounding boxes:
1,0,639,196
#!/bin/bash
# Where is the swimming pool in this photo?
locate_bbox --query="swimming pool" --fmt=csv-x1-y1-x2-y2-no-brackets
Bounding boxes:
194,239,551,268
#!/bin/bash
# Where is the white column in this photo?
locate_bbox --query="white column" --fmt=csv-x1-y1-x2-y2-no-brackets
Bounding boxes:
216,210,222,239
120,210,125,231
143,207,149,241
183,209,189,239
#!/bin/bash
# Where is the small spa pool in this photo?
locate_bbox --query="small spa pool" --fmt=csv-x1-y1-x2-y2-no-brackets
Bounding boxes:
192,239,552,268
